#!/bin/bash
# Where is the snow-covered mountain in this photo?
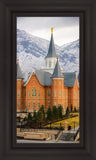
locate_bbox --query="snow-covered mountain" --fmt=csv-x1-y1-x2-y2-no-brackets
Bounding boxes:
17,29,79,81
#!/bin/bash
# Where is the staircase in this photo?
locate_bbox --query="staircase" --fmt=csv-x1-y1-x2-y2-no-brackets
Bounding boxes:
59,132,75,141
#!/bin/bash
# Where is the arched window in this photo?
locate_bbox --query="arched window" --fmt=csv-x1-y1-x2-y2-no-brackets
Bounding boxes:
32,88,36,96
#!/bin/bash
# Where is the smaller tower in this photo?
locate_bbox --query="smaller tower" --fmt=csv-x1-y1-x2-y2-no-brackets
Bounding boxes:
17,59,23,112
51,58,64,108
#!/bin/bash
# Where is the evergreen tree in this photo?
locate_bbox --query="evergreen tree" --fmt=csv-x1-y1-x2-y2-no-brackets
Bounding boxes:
46,107,52,121
58,105,63,119
71,104,73,112
27,112,32,124
39,105,45,119
66,107,70,117
33,110,37,122
36,110,43,123
52,106,59,120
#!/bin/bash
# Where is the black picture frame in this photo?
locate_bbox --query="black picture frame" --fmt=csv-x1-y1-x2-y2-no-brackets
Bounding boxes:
0,0,96,160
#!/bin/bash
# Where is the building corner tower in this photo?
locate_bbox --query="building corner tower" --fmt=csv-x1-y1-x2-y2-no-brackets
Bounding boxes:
51,58,65,109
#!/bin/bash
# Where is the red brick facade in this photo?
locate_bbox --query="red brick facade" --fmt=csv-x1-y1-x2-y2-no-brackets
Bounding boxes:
17,28,79,113
17,73,79,113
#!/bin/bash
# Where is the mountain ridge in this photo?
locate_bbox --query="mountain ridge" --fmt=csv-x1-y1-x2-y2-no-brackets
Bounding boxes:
17,29,79,81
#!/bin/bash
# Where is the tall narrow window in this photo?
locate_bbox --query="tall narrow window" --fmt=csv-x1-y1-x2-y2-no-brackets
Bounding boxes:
28,101,30,108
33,101,35,109
59,90,61,97
55,101,57,106
38,101,40,109
48,101,50,107
59,81,61,85
55,90,57,97
28,90,30,97
18,90,20,97
38,90,40,96
32,88,36,96
18,81,20,86
55,80,57,85
18,100,20,108
48,90,50,97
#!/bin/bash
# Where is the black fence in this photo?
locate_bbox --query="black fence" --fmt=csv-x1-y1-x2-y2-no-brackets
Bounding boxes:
19,121,79,132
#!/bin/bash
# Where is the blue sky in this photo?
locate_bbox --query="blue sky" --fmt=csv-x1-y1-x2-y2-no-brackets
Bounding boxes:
17,17,79,46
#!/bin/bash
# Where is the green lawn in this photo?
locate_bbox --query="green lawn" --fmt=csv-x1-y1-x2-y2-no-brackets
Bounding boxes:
44,113,79,129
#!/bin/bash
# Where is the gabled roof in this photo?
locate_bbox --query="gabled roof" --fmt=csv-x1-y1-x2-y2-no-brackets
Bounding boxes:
63,72,76,87
23,69,77,87
17,62,23,79
45,29,58,58
23,70,52,86
51,59,64,78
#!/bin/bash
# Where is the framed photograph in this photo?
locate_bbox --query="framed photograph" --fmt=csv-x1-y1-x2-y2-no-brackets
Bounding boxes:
0,0,96,160
16,17,80,144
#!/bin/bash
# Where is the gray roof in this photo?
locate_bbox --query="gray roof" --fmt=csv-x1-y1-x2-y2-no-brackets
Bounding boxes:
23,69,77,87
46,34,58,58
17,63,23,79
35,70,52,86
51,59,64,78
63,72,76,87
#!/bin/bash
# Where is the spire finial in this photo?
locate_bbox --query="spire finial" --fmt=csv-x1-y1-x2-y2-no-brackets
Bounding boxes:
51,27,53,34
57,57,59,61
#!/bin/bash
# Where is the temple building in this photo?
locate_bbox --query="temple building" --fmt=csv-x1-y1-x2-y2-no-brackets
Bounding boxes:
17,28,79,113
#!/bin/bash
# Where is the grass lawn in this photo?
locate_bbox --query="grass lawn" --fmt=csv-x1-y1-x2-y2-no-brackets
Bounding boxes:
45,113,79,129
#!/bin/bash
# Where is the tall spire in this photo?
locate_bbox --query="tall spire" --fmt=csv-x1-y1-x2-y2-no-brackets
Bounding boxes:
45,28,58,58
51,58,64,78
